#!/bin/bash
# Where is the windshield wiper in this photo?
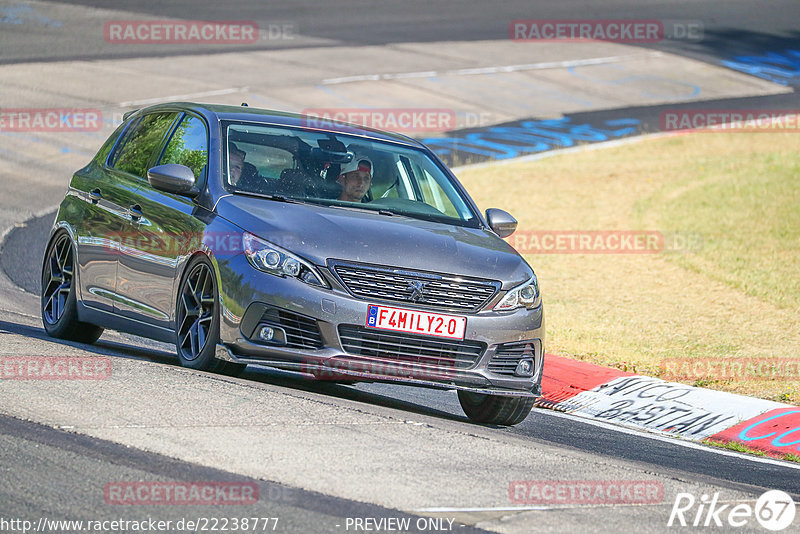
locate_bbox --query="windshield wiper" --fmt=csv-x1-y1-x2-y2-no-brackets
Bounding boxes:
236,191,303,204
331,204,414,220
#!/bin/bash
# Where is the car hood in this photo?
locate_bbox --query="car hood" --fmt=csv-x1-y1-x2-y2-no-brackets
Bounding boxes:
216,195,533,287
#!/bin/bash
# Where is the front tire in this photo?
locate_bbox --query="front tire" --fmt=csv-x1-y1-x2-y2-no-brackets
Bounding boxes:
175,256,245,376
458,390,535,426
41,232,103,343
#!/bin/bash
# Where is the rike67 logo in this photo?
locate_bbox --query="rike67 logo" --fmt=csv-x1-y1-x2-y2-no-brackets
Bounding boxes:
668,490,796,531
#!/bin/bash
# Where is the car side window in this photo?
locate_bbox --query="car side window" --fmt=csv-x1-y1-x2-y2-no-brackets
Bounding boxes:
93,122,127,166
109,112,179,178
414,165,459,217
159,114,209,180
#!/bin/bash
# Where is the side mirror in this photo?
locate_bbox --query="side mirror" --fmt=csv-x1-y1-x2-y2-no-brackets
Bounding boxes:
486,208,517,238
147,164,198,197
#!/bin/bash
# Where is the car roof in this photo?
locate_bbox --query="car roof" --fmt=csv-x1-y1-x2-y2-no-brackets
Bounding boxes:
132,102,427,148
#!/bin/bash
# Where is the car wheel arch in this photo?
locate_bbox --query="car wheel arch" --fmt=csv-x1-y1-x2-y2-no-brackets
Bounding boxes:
40,226,104,343
43,224,81,294
173,248,223,321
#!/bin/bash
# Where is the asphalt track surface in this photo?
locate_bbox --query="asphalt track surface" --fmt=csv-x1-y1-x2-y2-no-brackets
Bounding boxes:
2,414,491,534
2,1,800,532
2,0,798,66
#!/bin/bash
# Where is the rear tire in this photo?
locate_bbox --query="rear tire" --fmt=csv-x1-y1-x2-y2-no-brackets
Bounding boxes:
175,256,245,376
457,390,535,426
41,232,103,343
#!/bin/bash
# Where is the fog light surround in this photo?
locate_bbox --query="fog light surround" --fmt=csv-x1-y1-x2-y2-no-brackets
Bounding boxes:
258,326,275,342
253,323,287,345
514,359,534,377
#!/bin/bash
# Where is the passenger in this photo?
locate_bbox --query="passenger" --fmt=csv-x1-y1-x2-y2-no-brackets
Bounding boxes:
228,143,268,192
336,156,373,202
228,143,247,185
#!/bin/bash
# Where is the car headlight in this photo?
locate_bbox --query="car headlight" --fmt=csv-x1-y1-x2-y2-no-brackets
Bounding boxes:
243,232,328,288
493,274,540,311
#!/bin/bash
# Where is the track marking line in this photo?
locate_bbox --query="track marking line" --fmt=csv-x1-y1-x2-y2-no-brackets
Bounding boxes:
118,87,250,108
322,52,663,85
416,499,752,514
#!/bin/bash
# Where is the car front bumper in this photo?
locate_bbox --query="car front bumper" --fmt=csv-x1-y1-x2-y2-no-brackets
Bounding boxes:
215,255,544,397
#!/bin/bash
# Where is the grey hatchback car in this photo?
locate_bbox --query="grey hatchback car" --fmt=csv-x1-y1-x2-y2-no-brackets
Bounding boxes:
42,102,544,425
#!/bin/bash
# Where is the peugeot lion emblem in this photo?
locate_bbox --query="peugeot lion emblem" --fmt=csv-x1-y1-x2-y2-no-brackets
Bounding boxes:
407,280,427,302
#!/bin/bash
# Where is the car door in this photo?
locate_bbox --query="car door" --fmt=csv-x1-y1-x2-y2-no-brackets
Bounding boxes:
100,111,181,326
114,112,210,332
73,117,157,313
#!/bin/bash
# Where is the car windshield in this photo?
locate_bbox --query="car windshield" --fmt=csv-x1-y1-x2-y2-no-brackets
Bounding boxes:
223,121,479,227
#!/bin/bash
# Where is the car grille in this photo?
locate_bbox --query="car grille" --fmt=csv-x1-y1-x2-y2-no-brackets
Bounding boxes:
331,261,500,312
338,325,486,370
487,340,539,376
258,307,323,350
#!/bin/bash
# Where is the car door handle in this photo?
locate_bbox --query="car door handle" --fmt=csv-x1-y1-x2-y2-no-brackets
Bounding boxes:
89,188,102,204
129,204,143,221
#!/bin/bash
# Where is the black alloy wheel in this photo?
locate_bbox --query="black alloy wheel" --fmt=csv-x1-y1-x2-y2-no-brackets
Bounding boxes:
41,231,103,343
175,256,245,376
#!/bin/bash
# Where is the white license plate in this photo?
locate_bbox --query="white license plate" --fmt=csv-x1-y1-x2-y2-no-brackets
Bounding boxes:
366,304,467,340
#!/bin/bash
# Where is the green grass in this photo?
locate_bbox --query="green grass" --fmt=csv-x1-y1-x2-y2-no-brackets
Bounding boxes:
456,128,800,403
702,439,800,464
703,439,767,457
633,144,800,312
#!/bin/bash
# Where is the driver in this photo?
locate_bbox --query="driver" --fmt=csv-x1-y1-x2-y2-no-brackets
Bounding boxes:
228,143,247,185
229,143,270,193
336,156,373,202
